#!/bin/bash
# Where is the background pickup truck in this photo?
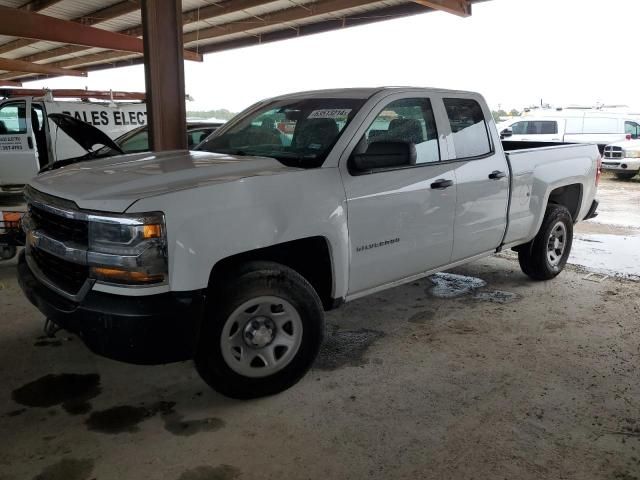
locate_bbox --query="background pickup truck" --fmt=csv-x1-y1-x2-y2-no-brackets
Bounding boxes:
17,87,601,399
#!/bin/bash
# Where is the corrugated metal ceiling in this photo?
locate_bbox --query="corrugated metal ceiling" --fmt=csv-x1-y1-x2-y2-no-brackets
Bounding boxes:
0,0,477,81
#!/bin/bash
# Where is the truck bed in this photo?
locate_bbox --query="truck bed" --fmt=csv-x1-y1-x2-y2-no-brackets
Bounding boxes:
501,140,599,248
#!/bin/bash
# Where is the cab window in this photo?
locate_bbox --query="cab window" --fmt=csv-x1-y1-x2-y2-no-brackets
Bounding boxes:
625,121,640,139
120,129,149,153
443,98,492,159
511,120,557,135
0,102,27,134
362,98,440,165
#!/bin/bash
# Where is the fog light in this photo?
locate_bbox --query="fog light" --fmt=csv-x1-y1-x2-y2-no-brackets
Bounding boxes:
90,266,165,285
622,164,628,169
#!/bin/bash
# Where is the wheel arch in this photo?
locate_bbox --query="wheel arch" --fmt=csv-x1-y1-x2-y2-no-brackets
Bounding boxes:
546,183,583,222
208,236,338,311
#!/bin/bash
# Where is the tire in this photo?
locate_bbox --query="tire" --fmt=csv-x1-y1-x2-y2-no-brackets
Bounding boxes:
518,204,573,281
615,172,637,180
195,261,324,399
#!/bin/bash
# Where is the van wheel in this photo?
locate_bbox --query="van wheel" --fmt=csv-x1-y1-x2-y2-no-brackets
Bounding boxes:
615,172,637,180
518,205,573,281
195,261,324,399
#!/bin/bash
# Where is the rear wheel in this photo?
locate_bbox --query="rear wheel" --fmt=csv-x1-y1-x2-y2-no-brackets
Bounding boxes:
615,172,637,180
518,205,573,281
195,261,324,399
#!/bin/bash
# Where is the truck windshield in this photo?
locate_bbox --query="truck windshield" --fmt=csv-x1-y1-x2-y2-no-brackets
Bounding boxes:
197,98,365,168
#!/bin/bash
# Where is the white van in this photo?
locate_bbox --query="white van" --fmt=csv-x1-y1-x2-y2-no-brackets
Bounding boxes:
498,112,640,152
0,92,146,194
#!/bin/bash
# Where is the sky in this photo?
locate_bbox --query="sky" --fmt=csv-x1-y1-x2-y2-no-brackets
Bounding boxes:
24,0,640,113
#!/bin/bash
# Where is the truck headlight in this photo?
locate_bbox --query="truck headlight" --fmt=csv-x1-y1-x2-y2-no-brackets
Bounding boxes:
87,212,167,285
623,150,640,158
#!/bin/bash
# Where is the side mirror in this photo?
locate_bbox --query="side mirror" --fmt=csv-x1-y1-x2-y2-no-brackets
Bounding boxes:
500,128,513,139
351,141,416,172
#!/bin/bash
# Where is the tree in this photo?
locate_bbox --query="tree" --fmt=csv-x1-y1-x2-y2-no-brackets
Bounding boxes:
492,109,508,123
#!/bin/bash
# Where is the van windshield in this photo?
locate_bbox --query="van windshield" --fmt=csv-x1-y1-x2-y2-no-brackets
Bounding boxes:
197,98,365,168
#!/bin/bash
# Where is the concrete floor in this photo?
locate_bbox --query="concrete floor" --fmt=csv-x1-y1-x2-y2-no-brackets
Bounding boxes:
1,176,639,479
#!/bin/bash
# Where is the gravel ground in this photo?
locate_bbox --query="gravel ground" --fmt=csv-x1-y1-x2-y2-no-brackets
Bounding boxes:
0,176,639,480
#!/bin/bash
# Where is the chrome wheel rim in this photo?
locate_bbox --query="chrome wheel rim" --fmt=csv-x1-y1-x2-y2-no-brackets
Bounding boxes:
546,221,567,267
220,296,303,378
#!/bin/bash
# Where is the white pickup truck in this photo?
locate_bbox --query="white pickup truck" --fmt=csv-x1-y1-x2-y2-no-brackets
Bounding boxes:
602,140,640,179
17,87,601,399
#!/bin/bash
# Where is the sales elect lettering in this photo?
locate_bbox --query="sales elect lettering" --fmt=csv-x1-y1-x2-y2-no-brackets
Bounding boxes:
61,110,147,127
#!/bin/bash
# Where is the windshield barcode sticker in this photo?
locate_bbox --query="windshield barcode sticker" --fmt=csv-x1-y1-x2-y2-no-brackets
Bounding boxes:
307,109,352,119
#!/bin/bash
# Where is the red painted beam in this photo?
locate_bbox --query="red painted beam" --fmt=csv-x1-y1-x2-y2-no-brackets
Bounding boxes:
0,57,86,77
0,6,202,62
0,80,22,87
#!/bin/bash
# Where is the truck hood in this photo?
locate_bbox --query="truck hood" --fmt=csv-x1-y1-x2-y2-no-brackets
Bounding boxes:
607,139,640,150
48,113,124,156
30,150,301,212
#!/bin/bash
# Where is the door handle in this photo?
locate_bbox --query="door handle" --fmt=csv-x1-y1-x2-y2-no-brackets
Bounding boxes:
27,137,33,149
488,170,507,180
431,179,454,190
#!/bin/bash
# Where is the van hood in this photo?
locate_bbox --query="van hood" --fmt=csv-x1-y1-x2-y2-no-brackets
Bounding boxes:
29,150,301,212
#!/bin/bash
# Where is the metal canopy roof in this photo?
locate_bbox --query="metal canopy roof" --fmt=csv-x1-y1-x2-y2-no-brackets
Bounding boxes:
0,0,480,84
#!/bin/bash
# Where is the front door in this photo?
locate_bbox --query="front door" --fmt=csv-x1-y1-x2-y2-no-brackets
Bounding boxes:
0,99,37,188
341,94,457,295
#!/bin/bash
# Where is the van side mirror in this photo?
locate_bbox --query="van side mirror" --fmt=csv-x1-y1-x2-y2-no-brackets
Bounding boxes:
351,141,416,172
500,128,513,139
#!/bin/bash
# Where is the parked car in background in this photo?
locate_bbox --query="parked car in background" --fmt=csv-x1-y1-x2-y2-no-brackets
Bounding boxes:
17,87,600,399
602,139,640,179
39,117,223,171
499,113,640,152
0,91,146,194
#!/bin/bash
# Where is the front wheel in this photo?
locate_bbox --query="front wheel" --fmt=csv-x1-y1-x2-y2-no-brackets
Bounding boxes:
518,205,573,281
195,261,324,399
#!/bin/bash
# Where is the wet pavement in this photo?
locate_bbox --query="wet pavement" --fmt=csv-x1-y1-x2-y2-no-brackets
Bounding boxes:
1,175,640,479
572,175,640,279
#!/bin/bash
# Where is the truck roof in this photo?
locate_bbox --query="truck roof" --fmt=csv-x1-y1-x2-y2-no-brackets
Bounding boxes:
268,86,481,101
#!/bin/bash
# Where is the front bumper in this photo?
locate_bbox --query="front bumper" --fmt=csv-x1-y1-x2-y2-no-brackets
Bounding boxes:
17,251,205,365
601,158,640,172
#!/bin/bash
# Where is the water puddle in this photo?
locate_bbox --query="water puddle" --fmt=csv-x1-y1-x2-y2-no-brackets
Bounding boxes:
85,401,174,434
32,458,94,480
428,272,486,298
571,234,640,280
472,290,521,304
177,465,241,480
314,329,384,370
11,374,101,415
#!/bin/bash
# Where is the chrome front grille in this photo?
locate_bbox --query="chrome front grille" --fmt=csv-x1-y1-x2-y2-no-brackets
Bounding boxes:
30,205,88,244
23,186,93,300
604,145,624,159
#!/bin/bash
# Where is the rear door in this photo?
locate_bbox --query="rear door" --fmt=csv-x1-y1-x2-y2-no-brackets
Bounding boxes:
0,98,38,188
441,96,511,262
340,93,457,295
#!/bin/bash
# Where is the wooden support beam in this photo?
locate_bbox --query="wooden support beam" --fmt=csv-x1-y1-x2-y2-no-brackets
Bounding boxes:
0,57,86,76
142,0,187,152
0,80,22,87
0,0,275,65
411,0,471,17
0,6,202,61
0,1,141,55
